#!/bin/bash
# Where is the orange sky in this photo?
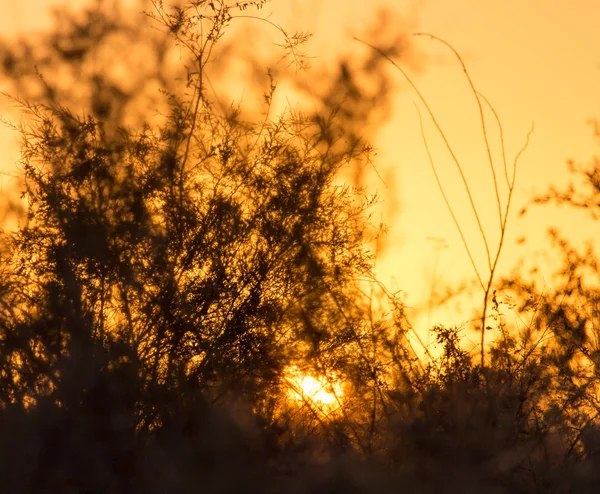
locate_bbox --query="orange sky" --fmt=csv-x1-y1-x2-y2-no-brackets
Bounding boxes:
1,0,599,345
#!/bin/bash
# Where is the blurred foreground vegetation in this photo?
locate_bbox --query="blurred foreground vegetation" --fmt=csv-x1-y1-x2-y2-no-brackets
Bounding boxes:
1,1,600,492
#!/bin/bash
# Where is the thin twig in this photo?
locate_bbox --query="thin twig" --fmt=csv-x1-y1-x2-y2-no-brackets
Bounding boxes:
415,104,485,291
354,36,493,270
356,35,534,368
414,32,503,233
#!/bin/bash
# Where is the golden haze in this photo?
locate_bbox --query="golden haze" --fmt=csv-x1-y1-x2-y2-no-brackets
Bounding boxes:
1,0,599,347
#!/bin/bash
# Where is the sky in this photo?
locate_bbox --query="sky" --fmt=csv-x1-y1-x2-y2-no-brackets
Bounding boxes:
1,0,599,348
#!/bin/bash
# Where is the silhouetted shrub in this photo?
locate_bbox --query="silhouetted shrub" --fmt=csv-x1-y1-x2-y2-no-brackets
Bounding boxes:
3,0,600,492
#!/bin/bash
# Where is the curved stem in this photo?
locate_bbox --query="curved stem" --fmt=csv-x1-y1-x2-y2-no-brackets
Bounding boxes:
355,35,534,368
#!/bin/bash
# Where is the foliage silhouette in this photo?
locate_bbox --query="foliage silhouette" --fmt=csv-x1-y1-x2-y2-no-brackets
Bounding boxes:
0,0,413,490
2,1,600,493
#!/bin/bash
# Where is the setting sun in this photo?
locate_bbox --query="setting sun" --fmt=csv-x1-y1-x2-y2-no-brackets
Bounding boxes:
285,366,344,411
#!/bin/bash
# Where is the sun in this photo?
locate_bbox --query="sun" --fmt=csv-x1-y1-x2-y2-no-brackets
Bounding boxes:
285,366,344,412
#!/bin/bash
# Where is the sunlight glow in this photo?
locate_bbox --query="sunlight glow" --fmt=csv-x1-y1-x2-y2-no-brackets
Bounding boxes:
285,366,344,412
